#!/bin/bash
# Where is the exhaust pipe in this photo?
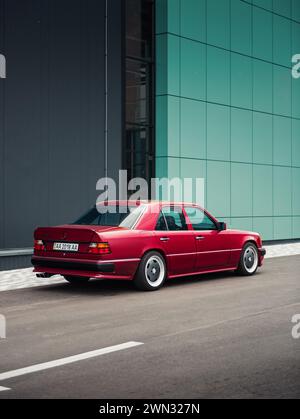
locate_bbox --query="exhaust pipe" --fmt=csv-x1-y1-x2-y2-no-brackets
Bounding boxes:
36,273,53,279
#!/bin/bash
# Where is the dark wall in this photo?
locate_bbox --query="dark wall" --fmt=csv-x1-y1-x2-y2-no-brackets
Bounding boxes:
0,0,123,255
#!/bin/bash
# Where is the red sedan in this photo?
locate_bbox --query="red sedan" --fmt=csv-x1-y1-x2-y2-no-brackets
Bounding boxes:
32,201,266,291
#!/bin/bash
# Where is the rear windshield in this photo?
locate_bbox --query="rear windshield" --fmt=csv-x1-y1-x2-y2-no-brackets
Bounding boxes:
73,205,145,229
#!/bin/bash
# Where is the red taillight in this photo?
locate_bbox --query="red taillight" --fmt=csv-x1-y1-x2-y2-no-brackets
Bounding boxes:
88,242,111,255
34,240,46,251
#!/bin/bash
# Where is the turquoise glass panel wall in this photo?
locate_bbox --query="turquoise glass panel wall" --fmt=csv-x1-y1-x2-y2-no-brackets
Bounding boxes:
156,0,300,240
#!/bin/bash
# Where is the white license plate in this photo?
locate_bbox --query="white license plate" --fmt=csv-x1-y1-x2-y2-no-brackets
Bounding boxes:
53,243,79,252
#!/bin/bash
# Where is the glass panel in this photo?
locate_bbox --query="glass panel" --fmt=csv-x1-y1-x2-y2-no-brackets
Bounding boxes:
126,59,151,125
162,207,188,231
73,206,136,227
125,0,154,194
126,126,150,180
126,0,154,61
156,213,168,231
185,207,218,231
120,205,147,229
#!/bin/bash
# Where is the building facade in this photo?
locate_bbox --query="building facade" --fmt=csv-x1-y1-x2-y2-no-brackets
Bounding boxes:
0,0,299,270
156,0,300,242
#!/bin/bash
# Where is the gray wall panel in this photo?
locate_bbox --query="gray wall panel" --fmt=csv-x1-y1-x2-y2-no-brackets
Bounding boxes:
0,255,32,271
47,0,97,226
0,0,5,249
0,0,123,262
4,0,46,249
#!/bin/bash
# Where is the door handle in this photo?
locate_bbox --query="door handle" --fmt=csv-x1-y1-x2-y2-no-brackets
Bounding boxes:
160,237,170,242
196,236,205,241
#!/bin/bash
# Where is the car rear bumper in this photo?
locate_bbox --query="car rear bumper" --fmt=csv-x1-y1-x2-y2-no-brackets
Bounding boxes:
32,257,115,273
31,256,140,280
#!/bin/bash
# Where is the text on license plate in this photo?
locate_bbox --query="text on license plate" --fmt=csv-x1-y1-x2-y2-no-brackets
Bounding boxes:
53,243,79,252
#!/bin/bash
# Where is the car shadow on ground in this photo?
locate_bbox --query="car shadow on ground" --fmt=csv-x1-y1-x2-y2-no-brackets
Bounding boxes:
34,269,259,298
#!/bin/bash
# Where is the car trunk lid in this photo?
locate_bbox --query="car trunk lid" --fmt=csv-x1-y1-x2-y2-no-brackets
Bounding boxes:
34,225,118,256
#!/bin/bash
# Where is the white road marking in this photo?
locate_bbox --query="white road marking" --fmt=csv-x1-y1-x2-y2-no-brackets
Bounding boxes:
0,342,144,384
0,386,11,392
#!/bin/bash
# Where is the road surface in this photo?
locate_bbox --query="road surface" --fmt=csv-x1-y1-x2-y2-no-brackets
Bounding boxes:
0,256,299,399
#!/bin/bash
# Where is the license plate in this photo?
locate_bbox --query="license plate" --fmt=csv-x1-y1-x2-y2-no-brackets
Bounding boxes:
53,243,79,252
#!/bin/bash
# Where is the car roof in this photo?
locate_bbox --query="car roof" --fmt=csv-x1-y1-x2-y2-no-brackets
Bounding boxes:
96,201,206,214
96,200,203,207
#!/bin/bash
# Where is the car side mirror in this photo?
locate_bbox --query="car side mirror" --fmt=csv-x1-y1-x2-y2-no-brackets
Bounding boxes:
218,222,227,231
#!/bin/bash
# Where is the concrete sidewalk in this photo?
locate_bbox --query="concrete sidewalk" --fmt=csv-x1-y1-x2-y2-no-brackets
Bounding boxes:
0,242,299,293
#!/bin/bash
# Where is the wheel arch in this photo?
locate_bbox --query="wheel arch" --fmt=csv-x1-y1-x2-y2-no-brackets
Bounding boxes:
136,248,169,275
243,239,259,248
141,248,168,264
232,238,259,270
237,239,260,275
133,248,168,291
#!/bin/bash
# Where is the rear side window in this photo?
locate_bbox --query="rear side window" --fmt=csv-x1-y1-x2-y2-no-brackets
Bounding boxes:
120,205,146,229
156,213,168,231
156,207,188,231
185,207,217,231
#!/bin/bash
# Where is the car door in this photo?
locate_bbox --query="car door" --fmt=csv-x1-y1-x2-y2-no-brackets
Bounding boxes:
184,206,231,270
154,206,197,276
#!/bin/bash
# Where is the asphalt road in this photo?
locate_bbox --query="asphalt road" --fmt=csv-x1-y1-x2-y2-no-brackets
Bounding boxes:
0,256,299,399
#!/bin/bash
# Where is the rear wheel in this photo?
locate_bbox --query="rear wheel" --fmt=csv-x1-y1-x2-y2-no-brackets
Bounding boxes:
134,251,167,291
237,243,259,276
64,276,90,285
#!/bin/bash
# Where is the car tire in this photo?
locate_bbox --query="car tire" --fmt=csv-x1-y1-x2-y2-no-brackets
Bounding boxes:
134,251,167,292
237,243,259,276
64,276,90,285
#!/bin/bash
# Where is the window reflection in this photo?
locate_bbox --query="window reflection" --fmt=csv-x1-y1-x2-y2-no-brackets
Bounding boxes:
125,0,154,193
126,0,154,60
126,59,148,125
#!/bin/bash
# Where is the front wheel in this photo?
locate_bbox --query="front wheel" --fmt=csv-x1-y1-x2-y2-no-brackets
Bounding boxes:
237,243,259,276
64,276,90,285
134,251,167,291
